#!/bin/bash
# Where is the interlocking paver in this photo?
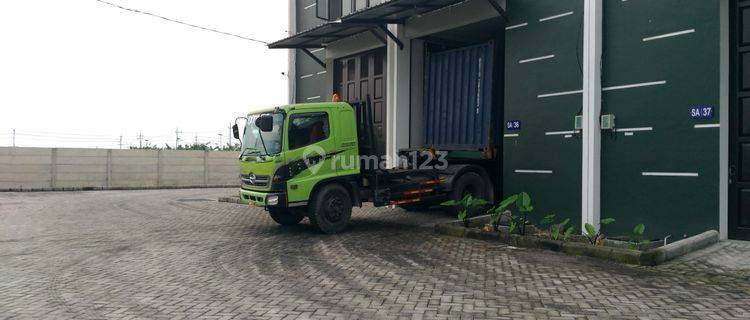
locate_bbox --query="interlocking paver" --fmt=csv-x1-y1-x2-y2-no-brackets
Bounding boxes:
0,189,748,319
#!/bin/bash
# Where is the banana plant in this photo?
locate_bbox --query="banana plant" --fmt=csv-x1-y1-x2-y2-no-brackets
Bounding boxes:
488,194,518,231
511,192,534,235
491,192,534,236
551,218,575,241
441,194,489,227
627,223,651,250
584,218,615,245
541,214,576,241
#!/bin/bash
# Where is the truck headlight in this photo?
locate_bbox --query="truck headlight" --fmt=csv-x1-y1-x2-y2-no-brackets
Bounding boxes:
267,195,279,206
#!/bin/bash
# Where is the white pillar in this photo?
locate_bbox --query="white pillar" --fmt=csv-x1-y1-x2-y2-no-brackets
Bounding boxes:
719,0,729,240
287,0,297,104
386,24,411,168
582,0,602,230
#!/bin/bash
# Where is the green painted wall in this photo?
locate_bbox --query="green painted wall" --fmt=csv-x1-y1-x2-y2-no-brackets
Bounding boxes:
601,0,721,240
503,0,584,226
295,0,327,103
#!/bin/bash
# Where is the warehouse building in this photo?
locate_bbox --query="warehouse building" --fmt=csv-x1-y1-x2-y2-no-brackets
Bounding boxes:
270,0,747,241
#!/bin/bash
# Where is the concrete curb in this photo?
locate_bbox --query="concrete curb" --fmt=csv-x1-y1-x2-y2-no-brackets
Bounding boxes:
434,216,719,266
651,230,719,265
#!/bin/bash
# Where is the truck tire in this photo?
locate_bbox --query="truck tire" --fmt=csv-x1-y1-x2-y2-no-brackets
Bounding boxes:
449,172,490,216
308,183,352,234
268,207,305,226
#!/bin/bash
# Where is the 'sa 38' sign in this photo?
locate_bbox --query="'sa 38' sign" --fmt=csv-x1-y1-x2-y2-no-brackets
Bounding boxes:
506,120,521,131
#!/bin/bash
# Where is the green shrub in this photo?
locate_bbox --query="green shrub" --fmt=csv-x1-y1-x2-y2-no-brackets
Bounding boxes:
584,218,615,246
488,192,534,236
541,214,576,241
627,223,651,250
441,194,489,227
488,194,518,231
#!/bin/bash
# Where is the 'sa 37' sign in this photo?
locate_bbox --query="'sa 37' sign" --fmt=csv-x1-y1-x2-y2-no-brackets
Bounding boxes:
690,106,714,120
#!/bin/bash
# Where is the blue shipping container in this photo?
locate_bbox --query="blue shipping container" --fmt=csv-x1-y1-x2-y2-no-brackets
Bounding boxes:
424,42,494,150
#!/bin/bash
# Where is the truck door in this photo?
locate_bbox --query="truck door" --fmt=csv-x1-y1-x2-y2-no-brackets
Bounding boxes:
284,110,337,203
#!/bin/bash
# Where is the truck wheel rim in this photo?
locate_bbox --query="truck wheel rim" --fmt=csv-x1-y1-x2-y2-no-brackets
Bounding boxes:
325,195,344,222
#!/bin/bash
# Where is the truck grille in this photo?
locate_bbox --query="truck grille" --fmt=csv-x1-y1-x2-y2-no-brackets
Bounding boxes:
241,174,270,187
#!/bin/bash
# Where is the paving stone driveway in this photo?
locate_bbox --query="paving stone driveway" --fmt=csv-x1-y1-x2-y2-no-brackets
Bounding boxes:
0,189,748,320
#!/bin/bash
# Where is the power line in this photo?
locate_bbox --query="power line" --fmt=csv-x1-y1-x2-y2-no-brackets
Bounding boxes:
12,130,115,137
92,0,270,45
5,133,121,142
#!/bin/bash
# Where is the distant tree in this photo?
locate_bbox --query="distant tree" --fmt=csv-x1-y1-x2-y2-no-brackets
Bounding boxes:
219,143,241,151
129,142,158,150
128,142,241,151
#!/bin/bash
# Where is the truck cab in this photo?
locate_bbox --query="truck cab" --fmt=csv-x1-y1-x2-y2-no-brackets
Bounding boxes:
234,101,496,234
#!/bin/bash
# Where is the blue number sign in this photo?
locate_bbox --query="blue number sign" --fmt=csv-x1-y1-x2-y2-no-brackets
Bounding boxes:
506,120,521,131
690,106,714,120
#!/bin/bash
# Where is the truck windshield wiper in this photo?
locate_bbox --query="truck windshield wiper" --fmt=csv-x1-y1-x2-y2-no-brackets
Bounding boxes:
240,147,261,158
256,128,269,156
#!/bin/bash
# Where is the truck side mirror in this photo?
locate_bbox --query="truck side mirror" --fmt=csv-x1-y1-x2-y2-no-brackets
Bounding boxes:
255,115,274,132
232,124,240,139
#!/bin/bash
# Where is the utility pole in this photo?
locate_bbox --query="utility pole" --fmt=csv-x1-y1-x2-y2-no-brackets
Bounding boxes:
228,124,233,146
194,134,198,146
12,129,15,147
218,133,223,147
138,132,144,148
175,128,182,149
119,135,123,149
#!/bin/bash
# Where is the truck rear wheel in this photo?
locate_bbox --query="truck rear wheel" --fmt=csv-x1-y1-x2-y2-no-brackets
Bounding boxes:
308,183,352,234
268,207,306,226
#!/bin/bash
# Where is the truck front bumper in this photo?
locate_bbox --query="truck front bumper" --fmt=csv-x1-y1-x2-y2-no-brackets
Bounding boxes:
239,189,287,208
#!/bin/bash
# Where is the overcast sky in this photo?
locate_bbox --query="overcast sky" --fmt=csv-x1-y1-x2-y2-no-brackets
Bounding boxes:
0,0,289,149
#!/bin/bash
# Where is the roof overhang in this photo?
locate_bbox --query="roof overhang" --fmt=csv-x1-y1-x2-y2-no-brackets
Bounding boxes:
268,22,374,49
340,0,470,24
268,0,506,56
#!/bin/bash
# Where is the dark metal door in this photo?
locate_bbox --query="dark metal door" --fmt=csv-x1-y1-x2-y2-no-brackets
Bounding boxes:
730,0,750,240
334,48,387,155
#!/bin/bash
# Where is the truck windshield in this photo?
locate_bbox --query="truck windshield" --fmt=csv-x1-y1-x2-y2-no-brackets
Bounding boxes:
241,113,284,156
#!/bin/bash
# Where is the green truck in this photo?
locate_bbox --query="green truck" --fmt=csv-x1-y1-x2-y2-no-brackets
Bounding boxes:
232,100,499,234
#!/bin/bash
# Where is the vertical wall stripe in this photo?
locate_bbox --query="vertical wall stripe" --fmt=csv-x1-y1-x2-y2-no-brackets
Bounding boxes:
582,0,603,230
719,0,729,239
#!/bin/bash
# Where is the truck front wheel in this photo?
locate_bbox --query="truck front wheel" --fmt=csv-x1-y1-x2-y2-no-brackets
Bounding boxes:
308,183,352,234
268,207,306,226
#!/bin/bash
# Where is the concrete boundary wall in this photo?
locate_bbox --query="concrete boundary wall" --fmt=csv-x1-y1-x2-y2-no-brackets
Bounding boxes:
0,147,240,191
